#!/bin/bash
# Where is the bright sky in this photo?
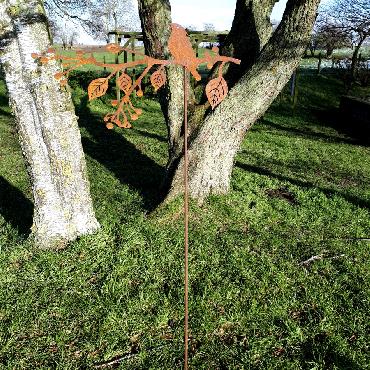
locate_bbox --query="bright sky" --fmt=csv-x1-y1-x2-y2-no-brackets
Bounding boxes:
77,0,331,44
171,0,291,30
170,0,332,29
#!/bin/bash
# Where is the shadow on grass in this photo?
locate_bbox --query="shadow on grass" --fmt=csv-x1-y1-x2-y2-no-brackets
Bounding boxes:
77,95,165,211
0,176,33,235
299,335,362,370
271,71,369,146
132,128,167,143
312,108,370,146
260,118,358,146
235,162,370,210
0,90,11,117
0,108,11,117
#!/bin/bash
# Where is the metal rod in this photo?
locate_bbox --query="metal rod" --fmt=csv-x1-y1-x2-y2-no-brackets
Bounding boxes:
115,34,120,102
183,66,189,370
131,39,136,81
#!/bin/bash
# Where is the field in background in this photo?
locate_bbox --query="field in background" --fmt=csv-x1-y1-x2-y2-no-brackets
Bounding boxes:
0,67,369,368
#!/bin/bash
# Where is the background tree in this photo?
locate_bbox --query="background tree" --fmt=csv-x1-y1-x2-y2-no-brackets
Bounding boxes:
52,22,79,49
44,0,140,43
185,25,197,32
44,0,95,34
203,22,216,48
203,23,216,32
87,0,141,42
319,0,370,81
137,0,321,202
0,0,100,247
310,21,350,58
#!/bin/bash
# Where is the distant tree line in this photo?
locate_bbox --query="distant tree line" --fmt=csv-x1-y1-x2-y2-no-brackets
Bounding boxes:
310,0,369,85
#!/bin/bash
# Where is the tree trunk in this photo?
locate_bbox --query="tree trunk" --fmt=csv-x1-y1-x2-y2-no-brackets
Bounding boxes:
137,0,280,190
219,0,279,84
137,0,320,203
350,39,365,82
137,0,185,170
166,0,321,202
317,52,322,75
0,0,99,248
326,46,334,58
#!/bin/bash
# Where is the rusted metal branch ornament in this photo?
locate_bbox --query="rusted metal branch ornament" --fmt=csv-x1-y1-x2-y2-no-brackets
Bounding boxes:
32,23,240,369
32,24,240,128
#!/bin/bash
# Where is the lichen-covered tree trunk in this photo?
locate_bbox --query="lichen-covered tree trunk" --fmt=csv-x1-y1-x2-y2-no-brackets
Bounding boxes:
166,0,321,202
0,0,99,248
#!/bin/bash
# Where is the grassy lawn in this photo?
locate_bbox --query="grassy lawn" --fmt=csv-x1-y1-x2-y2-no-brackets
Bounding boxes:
0,67,369,369
56,47,146,72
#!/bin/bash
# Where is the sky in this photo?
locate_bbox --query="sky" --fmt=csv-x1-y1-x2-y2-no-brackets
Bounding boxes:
170,0,332,30
171,0,287,30
77,0,331,44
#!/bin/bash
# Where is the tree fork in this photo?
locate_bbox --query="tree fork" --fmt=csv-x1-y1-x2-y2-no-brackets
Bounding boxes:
165,0,321,202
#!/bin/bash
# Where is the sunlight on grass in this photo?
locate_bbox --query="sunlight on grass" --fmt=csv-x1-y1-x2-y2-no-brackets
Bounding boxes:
0,69,369,369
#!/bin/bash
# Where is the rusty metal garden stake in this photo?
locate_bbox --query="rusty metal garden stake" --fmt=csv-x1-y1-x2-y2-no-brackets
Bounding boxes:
32,24,240,369
183,67,189,369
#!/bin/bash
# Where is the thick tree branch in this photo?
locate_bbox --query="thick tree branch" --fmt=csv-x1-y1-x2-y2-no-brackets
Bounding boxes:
219,0,279,85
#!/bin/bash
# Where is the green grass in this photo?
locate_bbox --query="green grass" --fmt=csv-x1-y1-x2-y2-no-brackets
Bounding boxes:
56,46,146,72
0,69,370,369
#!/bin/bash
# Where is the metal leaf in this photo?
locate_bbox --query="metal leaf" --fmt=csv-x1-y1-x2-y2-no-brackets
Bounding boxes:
205,76,228,109
117,73,132,93
88,78,108,101
150,69,166,91
106,44,121,53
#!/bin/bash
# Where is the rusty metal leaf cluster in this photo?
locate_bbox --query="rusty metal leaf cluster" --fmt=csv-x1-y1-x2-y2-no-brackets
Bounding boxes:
32,23,240,129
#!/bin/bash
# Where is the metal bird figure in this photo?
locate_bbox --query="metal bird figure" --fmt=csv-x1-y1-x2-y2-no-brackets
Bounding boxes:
168,23,202,81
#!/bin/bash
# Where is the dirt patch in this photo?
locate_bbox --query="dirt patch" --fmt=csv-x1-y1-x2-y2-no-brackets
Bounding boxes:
266,187,298,205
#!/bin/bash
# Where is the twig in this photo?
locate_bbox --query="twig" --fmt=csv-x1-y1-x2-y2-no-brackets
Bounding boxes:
94,353,137,369
338,238,370,242
299,253,346,267
94,343,169,369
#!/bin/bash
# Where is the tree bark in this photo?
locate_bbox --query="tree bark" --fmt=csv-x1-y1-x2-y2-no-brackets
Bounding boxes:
166,0,321,202
137,0,184,165
138,0,278,192
219,0,279,84
350,38,365,82
0,0,100,248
